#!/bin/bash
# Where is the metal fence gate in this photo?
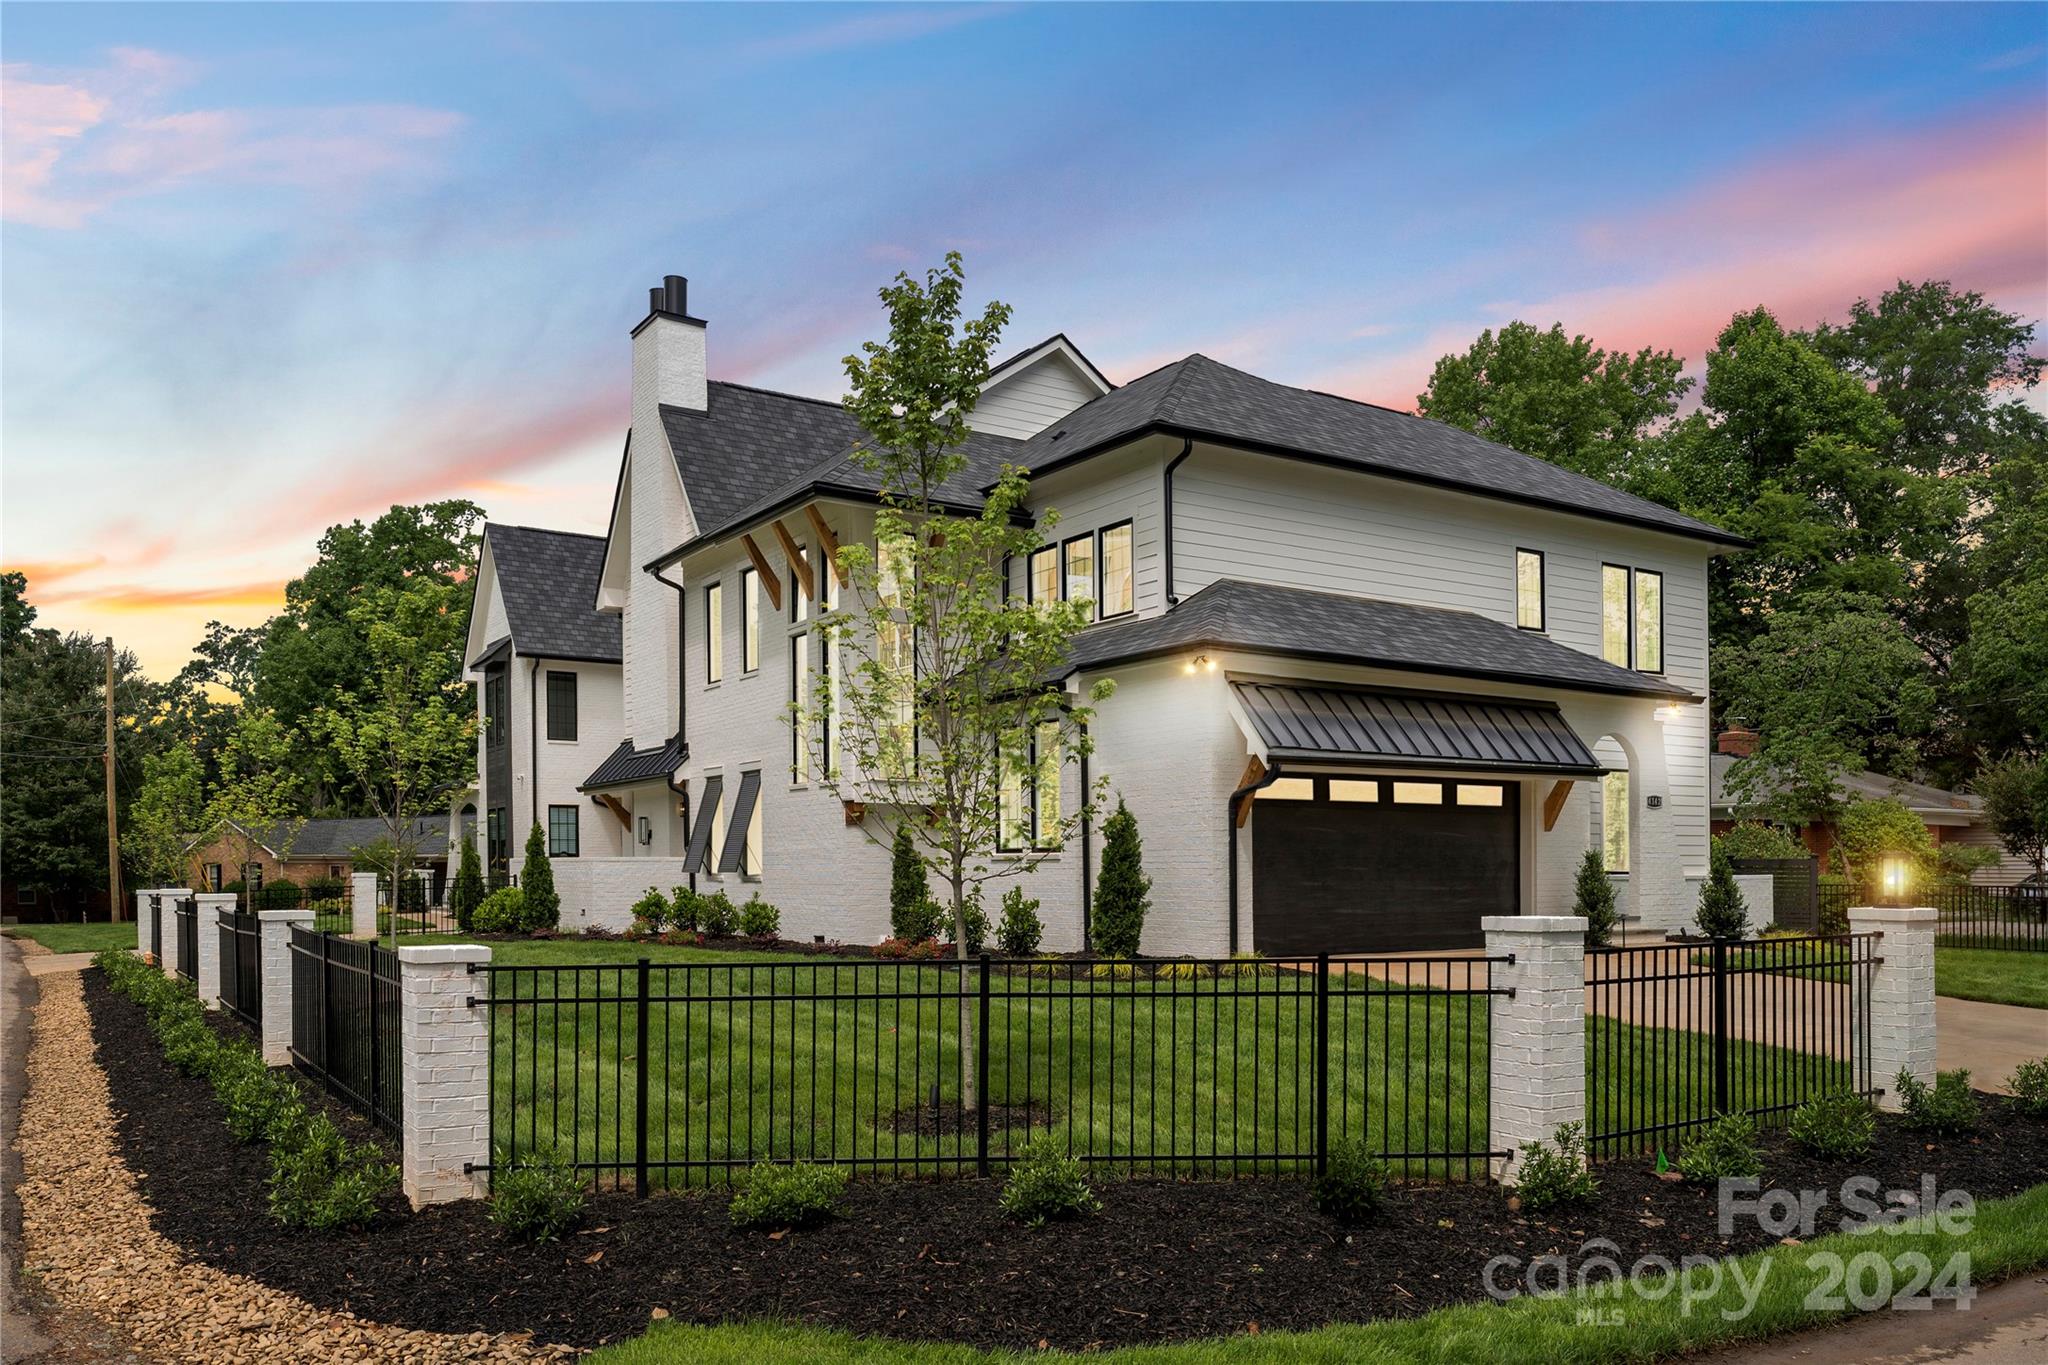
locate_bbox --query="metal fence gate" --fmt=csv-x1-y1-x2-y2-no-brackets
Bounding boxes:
1729,857,1821,932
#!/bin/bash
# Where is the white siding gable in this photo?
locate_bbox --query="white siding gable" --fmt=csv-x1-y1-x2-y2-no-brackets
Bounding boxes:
971,348,1106,439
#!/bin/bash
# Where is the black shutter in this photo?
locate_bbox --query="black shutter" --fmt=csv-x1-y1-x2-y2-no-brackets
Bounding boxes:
718,770,762,874
685,775,723,871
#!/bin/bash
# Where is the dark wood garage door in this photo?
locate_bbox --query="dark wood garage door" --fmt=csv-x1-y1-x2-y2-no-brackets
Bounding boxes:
1252,777,1519,954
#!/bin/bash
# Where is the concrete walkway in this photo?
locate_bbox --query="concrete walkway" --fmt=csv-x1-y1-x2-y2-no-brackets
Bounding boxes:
1701,1273,2048,1364
1940,996,2048,1093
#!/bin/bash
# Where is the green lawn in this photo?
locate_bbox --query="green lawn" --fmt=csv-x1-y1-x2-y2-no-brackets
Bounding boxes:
1934,948,2048,1009
468,943,1850,1187
3,921,134,955
586,1179,2048,1364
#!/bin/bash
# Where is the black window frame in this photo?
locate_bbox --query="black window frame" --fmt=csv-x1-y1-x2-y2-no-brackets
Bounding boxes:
704,580,723,683
739,566,760,673
486,807,508,869
1600,562,1632,669
789,629,809,783
1514,547,1545,633
1025,543,1058,604
1632,568,1665,674
545,669,579,742
996,726,1063,854
483,668,509,748
1061,531,1096,618
547,804,580,857
205,863,222,892
1098,519,1135,620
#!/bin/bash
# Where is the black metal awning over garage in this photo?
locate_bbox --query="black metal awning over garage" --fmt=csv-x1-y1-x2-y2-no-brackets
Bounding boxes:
1228,678,1607,778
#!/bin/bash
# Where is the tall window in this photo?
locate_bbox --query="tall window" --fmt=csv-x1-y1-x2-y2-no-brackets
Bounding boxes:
547,805,580,857
205,863,223,892
743,782,764,877
708,789,727,877
1028,544,1058,604
790,631,809,782
1099,521,1134,618
790,545,810,624
1515,549,1544,631
998,725,1063,852
1601,770,1630,873
823,635,840,775
484,670,508,746
878,618,915,776
545,670,578,741
1601,565,1630,666
1063,533,1095,616
740,567,760,672
877,532,910,609
1634,569,1663,673
705,581,724,682
487,808,507,868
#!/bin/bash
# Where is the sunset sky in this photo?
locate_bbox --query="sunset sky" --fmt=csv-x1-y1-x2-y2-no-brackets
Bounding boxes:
4,2,2044,679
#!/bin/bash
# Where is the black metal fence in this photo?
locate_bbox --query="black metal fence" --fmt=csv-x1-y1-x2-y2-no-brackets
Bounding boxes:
472,953,1507,1195
217,907,263,1030
1730,858,1821,932
172,897,197,982
149,893,164,964
288,927,403,1136
1584,933,1878,1159
1813,883,2045,951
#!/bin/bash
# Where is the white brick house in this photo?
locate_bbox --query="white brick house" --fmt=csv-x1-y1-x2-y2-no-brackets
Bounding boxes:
471,274,1744,950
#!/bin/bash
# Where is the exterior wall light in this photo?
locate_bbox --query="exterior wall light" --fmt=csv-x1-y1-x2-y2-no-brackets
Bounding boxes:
1184,654,1215,675
1879,852,1910,904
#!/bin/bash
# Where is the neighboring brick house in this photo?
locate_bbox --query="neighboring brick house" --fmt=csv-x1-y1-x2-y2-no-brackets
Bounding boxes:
470,273,1743,950
1708,729,2034,885
187,816,454,901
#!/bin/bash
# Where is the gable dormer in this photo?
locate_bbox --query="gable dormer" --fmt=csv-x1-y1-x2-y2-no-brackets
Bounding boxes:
967,333,1112,439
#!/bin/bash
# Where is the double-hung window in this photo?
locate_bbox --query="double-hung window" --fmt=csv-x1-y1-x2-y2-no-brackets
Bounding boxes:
1062,534,1095,617
545,670,578,741
1515,549,1544,631
705,581,724,682
740,567,760,672
547,805,580,857
1027,544,1058,604
1099,521,1134,618
1601,565,1630,666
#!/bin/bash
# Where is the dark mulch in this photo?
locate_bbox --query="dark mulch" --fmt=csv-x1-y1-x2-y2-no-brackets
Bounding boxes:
85,968,2048,1353
884,1100,1055,1138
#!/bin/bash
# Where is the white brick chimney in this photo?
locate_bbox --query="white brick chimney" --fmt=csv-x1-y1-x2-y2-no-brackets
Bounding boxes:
631,275,707,417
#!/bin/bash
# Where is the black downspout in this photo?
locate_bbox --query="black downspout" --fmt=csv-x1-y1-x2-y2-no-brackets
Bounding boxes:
1226,761,1282,955
1079,721,1092,950
527,657,540,839
652,568,696,890
1162,438,1194,606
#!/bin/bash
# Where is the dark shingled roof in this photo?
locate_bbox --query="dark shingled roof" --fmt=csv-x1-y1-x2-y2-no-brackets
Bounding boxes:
1061,579,1697,701
581,735,686,791
1011,354,1742,547
1230,679,1606,776
254,816,451,859
660,383,870,537
483,524,621,664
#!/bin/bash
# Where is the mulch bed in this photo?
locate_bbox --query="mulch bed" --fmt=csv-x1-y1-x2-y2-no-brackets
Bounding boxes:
85,967,2048,1353
884,1100,1055,1138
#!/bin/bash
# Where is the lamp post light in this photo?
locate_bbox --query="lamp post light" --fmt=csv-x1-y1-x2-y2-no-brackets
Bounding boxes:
1879,852,1910,907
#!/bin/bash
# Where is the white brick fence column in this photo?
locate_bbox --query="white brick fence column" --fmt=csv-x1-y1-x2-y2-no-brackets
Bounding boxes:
351,872,379,938
257,909,315,1066
134,890,154,955
1848,905,1937,1111
398,944,492,1207
1484,915,1588,1184
194,892,237,1010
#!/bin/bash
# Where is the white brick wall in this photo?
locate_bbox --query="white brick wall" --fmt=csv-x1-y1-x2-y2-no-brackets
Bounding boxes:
194,892,235,1010
351,872,378,937
257,910,313,1066
398,944,492,1206
1848,904,1938,1110
553,857,695,931
1483,915,1588,1183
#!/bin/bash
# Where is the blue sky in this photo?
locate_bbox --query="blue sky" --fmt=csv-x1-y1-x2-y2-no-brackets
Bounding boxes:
4,2,2044,675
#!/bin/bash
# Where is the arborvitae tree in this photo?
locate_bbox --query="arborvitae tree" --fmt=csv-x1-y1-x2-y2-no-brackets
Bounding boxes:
1090,800,1151,958
1573,847,1618,947
889,823,937,941
520,821,560,931
450,836,484,931
1695,846,1750,940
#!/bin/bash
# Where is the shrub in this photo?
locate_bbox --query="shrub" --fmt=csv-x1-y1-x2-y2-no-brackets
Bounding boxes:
268,1115,398,1231
738,893,780,939
670,886,702,933
1571,847,1618,947
1897,1068,1979,1134
1788,1094,1876,1160
1679,1112,1763,1183
1514,1122,1598,1212
303,876,347,903
488,1147,586,1242
889,825,937,941
2008,1059,2048,1118
1090,800,1150,958
520,822,561,930
1695,846,1750,940
220,1058,308,1145
256,878,302,910
629,886,670,936
951,891,989,954
999,1135,1100,1228
728,1161,849,1231
1713,823,1809,862
450,838,485,931
1314,1140,1389,1225
700,890,736,937
997,888,1043,956
1153,961,1209,980
473,886,527,934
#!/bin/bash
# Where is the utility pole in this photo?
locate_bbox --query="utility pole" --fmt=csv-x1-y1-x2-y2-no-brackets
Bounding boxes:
104,637,124,921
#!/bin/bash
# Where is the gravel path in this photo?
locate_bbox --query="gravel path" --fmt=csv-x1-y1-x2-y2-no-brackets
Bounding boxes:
16,968,568,1364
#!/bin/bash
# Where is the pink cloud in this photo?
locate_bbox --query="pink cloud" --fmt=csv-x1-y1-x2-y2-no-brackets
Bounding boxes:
2,49,463,228
1313,106,2048,409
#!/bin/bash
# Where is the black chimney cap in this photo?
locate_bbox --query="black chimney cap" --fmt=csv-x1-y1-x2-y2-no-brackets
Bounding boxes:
635,273,704,333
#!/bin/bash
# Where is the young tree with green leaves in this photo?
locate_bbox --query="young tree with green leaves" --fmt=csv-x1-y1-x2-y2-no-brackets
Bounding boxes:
1974,755,2048,885
520,821,560,931
1832,797,1937,892
887,823,939,941
314,578,474,945
129,747,205,886
1090,800,1151,957
1571,847,1618,947
806,254,1112,1110
204,707,306,913
1695,847,1750,940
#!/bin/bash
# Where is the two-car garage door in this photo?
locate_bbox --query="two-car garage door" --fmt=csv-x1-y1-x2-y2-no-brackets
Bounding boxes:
1251,776,1519,954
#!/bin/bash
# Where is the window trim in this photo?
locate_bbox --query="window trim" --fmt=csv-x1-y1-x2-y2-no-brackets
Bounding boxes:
704,581,724,683
739,566,760,673
1633,568,1665,675
544,669,579,742
789,630,809,784
1025,543,1059,605
1097,519,1135,620
1061,531,1096,619
1514,547,1545,633
1600,562,1631,668
997,725,1065,853
547,804,580,858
